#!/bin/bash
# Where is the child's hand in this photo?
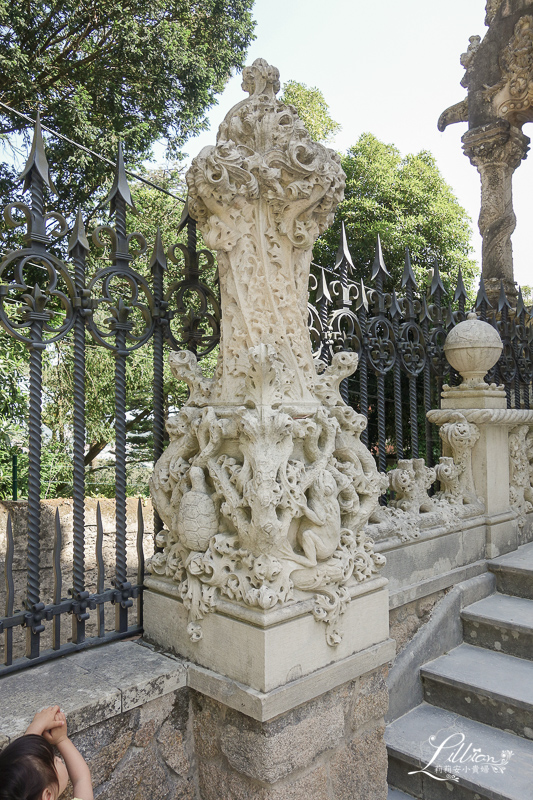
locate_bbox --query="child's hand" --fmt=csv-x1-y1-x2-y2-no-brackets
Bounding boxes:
43,709,68,746
25,706,65,737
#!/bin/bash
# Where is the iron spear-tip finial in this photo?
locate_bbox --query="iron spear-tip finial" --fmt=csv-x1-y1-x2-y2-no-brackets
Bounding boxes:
401,247,417,290
177,196,191,234
68,208,90,254
149,227,167,273
497,279,511,312
453,266,468,304
371,234,390,282
517,286,526,317
474,274,492,311
103,142,137,214
18,111,57,195
334,221,355,275
429,258,446,297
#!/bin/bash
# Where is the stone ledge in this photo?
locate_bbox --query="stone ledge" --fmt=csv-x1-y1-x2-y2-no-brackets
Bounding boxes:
388,559,488,609
187,638,396,722
0,640,187,742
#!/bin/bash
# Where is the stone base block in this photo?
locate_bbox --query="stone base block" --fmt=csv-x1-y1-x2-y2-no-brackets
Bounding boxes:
144,576,390,694
192,664,390,800
485,511,518,558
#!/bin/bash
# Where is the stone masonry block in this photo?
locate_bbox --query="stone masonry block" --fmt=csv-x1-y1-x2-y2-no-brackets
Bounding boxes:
349,666,389,733
329,725,388,800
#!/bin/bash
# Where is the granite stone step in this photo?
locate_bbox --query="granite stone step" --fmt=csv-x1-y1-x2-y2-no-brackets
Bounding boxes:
386,703,533,799
488,542,533,599
462,593,533,659
388,788,416,799
420,644,533,740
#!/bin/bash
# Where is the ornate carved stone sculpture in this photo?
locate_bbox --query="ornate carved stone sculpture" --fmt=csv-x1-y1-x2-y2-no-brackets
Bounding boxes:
148,59,385,647
509,424,533,521
438,2,533,302
389,459,436,513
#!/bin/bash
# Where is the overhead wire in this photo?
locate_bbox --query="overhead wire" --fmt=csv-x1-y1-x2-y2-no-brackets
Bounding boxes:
0,100,187,203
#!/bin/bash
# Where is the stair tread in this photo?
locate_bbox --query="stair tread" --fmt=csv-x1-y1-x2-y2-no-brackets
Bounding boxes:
462,593,533,632
421,643,533,709
388,789,416,799
386,703,533,800
489,542,533,574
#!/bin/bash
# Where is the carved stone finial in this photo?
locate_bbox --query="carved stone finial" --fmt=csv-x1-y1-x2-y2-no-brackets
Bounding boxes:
443,313,503,387
187,57,346,406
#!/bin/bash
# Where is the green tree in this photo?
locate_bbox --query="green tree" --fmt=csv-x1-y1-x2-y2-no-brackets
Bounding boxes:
313,133,477,295
0,0,256,210
280,80,340,144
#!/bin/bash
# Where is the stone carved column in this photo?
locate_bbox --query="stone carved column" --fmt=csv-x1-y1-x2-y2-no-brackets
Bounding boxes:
143,60,394,800
462,120,529,304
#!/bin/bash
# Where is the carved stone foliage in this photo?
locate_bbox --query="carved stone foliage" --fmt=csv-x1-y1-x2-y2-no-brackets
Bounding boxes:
186,58,346,406
149,343,385,646
389,459,436,514
367,415,484,544
509,424,533,521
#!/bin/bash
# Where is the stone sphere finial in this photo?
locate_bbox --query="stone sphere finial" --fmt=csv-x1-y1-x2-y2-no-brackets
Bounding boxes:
443,311,503,387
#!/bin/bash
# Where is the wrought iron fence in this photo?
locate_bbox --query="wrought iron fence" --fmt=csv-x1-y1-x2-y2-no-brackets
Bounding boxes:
0,117,219,674
2,116,533,675
307,225,533,473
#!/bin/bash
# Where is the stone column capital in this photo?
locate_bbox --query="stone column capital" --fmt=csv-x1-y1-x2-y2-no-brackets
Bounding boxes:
462,120,530,169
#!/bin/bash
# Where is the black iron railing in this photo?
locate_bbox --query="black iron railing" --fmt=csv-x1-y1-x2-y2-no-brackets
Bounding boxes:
0,117,219,673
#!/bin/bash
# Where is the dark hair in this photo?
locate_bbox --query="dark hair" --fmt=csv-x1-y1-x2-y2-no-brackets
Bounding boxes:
0,734,59,800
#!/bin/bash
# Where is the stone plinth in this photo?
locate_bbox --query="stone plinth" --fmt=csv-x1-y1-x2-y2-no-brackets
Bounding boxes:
144,576,391,696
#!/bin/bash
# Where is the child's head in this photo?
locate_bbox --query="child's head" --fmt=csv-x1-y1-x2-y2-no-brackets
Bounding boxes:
0,734,68,800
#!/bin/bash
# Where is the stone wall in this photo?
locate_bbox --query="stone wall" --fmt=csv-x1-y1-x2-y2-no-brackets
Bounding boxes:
0,639,389,800
69,689,194,800
191,667,388,800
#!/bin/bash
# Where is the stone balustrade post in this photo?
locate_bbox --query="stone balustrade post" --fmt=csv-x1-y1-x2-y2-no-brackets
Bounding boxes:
428,312,533,557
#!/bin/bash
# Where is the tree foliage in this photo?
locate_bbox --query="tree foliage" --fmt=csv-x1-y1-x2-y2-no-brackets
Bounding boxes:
280,80,341,144
313,133,477,296
0,0,256,211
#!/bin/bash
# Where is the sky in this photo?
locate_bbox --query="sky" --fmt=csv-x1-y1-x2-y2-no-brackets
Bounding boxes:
180,0,533,289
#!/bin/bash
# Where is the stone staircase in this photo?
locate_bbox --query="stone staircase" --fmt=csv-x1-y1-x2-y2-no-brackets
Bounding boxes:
385,541,533,800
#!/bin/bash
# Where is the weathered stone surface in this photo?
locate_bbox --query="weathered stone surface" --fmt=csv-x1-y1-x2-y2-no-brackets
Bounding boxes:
71,713,137,786
191,693,222,762
74,640,186,711
329,726,388,800
0,658,122,741
95,743,170,800
157,720,190,776
389,590,447,654
220,699,344,782
349,667,389,733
